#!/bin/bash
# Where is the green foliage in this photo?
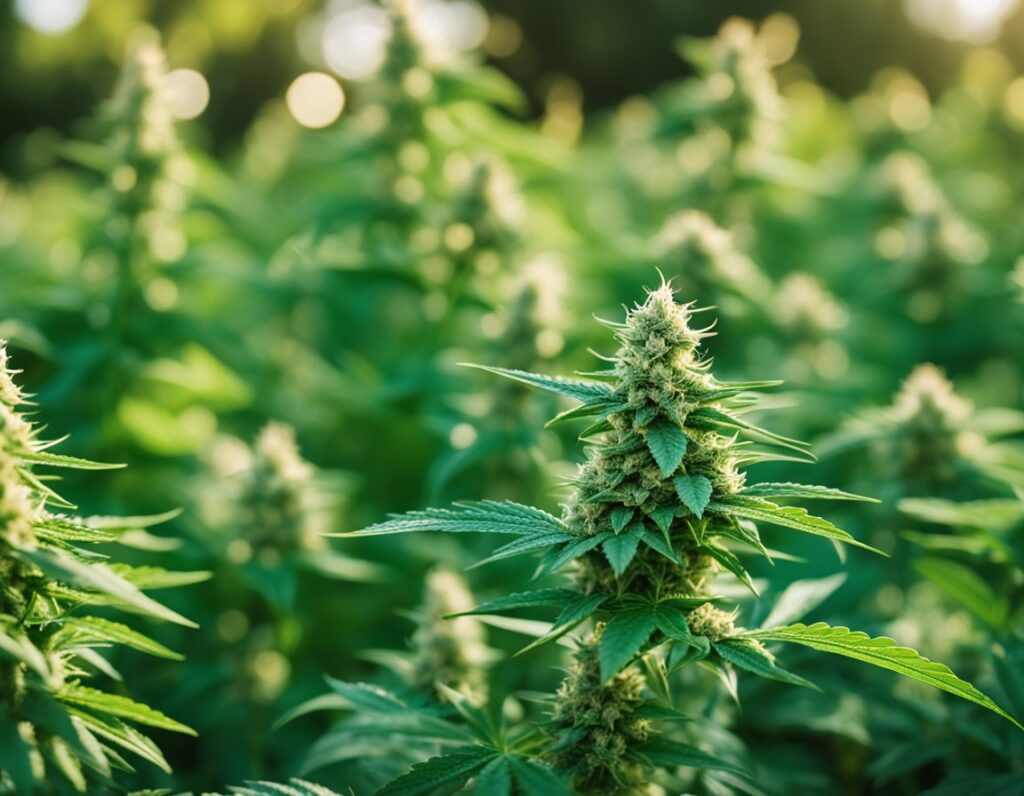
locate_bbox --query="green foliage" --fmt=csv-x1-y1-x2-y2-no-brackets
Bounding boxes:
0,345,195,793
344,283,1018,794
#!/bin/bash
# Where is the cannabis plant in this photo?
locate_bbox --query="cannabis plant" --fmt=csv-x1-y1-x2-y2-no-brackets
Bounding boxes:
341,281,1021,794
819,363,1024,501
0,344,195,793
280,567,492,792
863,494,1024,793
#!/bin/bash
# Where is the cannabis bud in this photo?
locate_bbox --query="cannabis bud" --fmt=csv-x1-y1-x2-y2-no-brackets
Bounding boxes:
0,343,196,793
410,569,491,701
344,279,1020,794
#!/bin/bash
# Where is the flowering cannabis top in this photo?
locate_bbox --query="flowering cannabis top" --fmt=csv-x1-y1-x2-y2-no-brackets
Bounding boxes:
344,282,1020,794
0,344,195,793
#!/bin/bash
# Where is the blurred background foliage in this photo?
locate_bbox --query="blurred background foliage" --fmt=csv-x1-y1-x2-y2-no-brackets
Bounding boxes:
1,0,1024,793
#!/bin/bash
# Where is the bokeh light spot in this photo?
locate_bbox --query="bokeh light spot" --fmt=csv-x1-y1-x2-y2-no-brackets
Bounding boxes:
14,0,88,35
164,69,210,120
286,72,345,129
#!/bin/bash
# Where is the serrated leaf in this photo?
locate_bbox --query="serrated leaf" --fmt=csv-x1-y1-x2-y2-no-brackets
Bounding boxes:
324,679,407,714
469,533,575,568
451,588,580,618
646,422,688,477
339,501,566,539
653,604,692,641
61,617,183,660
474,757,512,796
745,623,1024,730
674,474,713,518
375,747,497,796
704,545,758,596
462,364,614,403
639,739,750,778
66,707,170,773
714,638,817,689
709,497,883,555
538,532,611,577
17,547,197,627
57,685,196,735
508,758,572,796
610,506,635,534
688,407,813,456
602,532,641,577
18,449,125,470
741,482,877,502
600,608,657,681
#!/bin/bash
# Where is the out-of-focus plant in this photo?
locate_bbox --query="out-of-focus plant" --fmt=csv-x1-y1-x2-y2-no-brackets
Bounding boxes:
151,422,380,787
819,364,1024,503
864,494,1024,793
0,344,197,793
338,281,1020,794
279,567,492,792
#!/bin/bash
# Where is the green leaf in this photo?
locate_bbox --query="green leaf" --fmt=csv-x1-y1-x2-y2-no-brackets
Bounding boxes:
375,747,498,796
18,449,125,470
57,685,196,735
16,547,197,627
745,623,1024,730
714,638,817,689
653,603,693,641
461,364,614,404
469,533,575,568
610,506,635,534
760,573,847,629
538,531,611,577
688,407,813,457
338,501,566,539
324,679,407,714
602,532,641,576
474,757,512,796
600,608,657,681
646,422,688,477
899,498,1024,531
709,497,883,555
674,474,713,518
508,758,572,796
0,720,35,793
913,558,1008,630
451,588,580,618
61,617,183,660
703,545,758,596
515,593,609,655
741,482,877,502
639,739,750,778
66,707,170,773
0,626,52,681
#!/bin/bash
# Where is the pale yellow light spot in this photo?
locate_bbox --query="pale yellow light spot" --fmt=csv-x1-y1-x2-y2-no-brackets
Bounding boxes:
402,67,434,99
393,174,424,203
1003,76,1024,131
144,277,179,311
485,15,522,57
226,538,252,564
444,222,475,253
875,226,906,260
164,69,210,120
111,165,137,192
536,329,564,358
286,72,345,129
399,140,430,173
450,423,478,449
760,13,800,65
